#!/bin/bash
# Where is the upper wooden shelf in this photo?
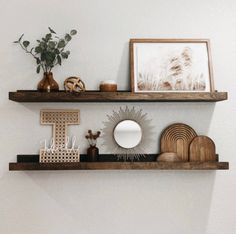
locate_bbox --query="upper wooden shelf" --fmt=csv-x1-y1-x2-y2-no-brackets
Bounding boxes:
9,90,227,102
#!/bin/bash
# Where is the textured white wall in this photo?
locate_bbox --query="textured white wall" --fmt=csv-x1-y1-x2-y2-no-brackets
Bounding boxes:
0,0,236,233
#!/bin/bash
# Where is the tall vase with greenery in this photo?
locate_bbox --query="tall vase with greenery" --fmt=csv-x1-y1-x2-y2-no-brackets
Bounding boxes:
14,27,77,92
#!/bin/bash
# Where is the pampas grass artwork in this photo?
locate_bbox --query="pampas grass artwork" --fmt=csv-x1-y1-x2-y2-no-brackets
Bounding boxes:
132,40,212,92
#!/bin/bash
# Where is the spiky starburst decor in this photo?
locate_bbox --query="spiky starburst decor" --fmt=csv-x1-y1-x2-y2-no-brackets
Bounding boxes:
102,106,153,161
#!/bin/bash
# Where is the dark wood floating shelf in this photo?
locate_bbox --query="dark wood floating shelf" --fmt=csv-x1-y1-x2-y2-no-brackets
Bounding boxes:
9,161,229,171
9,90,228,102
9,154,229,170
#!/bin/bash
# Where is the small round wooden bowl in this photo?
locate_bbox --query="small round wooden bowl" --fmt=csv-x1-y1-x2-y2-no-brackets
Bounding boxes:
100,83,117,92
157,152,182,162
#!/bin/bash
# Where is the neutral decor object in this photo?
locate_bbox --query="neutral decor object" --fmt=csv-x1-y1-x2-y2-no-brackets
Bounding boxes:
37,72,59,92
160,123,197,161
14,27,77,92
157,152,181,162
130,39,214,93
64,76,86,92
99,80,117,92
189,136,217,161
102,106,153,161
39,109,80,163
85,130,101,162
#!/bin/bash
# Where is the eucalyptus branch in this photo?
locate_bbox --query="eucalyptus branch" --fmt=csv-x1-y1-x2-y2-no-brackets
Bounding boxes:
18,41,46,72
50,40,70,71
14,27,77,74
18,42,37,59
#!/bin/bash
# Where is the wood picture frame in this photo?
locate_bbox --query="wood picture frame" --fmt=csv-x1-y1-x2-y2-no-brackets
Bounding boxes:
130,39,215,93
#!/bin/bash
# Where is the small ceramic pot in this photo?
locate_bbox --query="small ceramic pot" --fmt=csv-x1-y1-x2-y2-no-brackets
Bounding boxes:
99,80,117,92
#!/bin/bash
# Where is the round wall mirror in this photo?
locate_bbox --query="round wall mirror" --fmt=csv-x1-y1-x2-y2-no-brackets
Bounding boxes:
102,107,153,160
113,120,142,149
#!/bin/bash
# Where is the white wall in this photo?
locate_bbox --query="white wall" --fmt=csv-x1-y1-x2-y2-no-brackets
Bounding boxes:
0,0,236,233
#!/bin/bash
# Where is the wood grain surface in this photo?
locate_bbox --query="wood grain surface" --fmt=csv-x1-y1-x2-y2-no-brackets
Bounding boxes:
9,161,229,170
9,91,227,102
160,123,197,161
157,152,181,162
189,136,217,161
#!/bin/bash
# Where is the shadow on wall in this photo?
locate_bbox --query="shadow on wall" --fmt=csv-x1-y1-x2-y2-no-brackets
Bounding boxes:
1,170,215,234
116,41,130,90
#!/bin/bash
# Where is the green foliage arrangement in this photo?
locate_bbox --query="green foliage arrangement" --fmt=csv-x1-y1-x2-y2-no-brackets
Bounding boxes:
14,27,77,73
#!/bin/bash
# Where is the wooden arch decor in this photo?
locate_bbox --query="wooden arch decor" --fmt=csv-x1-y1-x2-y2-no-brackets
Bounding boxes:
160,123,197,161
189,136,216,162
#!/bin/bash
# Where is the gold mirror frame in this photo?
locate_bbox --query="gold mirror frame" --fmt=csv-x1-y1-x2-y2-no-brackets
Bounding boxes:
102,106,153,161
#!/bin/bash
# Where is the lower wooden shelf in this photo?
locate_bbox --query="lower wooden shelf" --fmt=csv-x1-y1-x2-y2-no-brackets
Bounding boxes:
9,154,229,170
9,161,229,171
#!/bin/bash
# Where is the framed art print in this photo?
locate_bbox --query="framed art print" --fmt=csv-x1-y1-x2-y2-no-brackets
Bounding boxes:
130,39,214,93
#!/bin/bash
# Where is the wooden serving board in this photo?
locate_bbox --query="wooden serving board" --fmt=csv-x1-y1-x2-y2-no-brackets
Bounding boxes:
160,123,197,161
189,136,216,161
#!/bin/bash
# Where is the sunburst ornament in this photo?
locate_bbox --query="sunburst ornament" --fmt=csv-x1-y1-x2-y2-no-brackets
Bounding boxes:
102,106,153,161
